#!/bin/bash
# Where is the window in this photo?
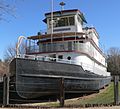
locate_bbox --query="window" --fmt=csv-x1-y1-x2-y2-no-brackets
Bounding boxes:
49,16,75,28
58,55,63,59
58,17,68,27
59,44,65,50
79,41,84,43
69,17,74,25
49,54,56,61
68,42,72,51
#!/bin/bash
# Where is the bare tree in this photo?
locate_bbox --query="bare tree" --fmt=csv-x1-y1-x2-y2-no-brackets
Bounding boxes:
107,47,120,75
0,61,8,76
0,0,24,21
4,40,26,63
0,0,16,21
0,1,25,76
3,40,26,76
4,44,16,63
107,47,120,105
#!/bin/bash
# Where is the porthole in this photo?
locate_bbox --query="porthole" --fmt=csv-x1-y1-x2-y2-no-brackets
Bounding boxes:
67,56,71,60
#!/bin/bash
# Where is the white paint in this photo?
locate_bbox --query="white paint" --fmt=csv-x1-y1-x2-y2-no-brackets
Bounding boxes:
75,15,83,32
47,25,77,34
35,51,110,76
83,28,99,46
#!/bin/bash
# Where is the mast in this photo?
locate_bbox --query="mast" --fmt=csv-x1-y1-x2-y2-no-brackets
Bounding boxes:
51,0,53,44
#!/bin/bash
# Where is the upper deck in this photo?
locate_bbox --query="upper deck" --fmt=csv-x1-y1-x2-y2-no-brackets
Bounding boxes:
28,32,85,40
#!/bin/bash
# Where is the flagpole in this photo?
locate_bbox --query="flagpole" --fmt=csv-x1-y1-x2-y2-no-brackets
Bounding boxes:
51,0,53,44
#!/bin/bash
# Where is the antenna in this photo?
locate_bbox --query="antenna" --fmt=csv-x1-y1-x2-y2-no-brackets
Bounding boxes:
59,2,66,10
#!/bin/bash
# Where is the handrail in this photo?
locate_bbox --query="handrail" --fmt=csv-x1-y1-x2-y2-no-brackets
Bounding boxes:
16,36,26,57
26,42,91,54
18,54,75,64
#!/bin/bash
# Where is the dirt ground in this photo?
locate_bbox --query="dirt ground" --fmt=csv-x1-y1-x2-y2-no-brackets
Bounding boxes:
81,106,120,109
0,106,120,109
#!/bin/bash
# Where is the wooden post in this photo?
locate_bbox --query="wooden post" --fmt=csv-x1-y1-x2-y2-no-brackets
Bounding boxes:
59,77,65,107
3,75,9,106
114,75,119,105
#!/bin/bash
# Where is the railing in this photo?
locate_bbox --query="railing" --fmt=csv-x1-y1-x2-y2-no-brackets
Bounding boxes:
18,54,76,64
17,54,110,76
26,42,94,57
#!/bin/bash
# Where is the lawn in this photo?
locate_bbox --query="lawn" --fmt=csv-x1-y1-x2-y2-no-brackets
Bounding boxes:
65,82,120,106
31,82,120,107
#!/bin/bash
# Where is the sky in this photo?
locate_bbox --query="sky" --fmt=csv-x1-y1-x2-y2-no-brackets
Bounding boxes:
0,0,120,60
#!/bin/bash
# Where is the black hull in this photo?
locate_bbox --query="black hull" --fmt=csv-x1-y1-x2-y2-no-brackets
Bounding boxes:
9,58,111,99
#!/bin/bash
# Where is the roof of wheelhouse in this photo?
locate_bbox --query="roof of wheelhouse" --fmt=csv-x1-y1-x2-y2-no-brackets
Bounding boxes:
45,9,81,15
43,9,87,23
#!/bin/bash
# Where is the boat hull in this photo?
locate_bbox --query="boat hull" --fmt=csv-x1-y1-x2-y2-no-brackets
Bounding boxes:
9,58,111,99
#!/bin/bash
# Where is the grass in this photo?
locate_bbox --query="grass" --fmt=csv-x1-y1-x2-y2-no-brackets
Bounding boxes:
31,82,120,107
65,82,120,106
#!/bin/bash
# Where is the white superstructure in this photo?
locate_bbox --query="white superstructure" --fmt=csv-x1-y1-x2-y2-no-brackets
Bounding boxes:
26,9,110,77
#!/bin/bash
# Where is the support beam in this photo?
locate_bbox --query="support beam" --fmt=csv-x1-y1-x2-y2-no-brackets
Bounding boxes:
114,75,119,105
59,77,65,107
3,75,9,106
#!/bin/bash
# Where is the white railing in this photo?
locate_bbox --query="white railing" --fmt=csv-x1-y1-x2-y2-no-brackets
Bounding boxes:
17,54,76,64
17,54,110,76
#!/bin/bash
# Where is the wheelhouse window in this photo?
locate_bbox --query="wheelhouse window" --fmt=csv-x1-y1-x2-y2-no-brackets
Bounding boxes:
49,16,75,28
69,17,74,25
